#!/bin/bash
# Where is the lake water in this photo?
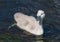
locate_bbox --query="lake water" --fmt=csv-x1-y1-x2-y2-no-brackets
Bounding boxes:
0,0,60,42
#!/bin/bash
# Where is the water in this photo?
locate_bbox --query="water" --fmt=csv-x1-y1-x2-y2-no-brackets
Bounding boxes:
0,0,60,42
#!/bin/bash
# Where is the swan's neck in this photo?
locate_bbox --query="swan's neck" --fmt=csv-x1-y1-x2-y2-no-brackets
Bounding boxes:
37,16,43,25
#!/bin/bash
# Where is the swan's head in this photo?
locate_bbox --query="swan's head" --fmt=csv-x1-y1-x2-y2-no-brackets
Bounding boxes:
37,10,45,19
36,10,45,24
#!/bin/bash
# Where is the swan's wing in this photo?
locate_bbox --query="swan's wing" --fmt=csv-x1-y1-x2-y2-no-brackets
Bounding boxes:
14,12,37,29
14,12,37,26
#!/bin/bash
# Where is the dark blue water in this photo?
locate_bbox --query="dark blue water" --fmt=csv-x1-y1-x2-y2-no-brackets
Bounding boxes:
0,0,60,41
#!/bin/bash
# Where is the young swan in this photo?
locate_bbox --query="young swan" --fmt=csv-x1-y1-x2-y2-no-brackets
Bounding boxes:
8,10,45,35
